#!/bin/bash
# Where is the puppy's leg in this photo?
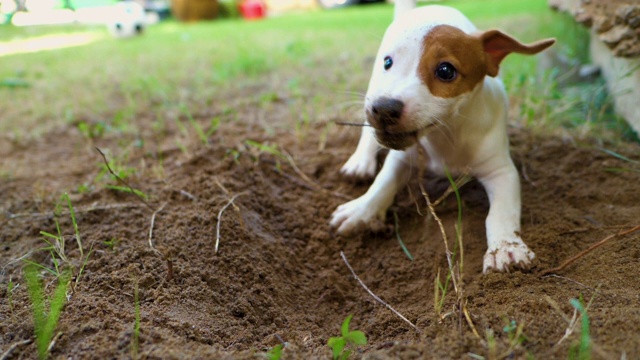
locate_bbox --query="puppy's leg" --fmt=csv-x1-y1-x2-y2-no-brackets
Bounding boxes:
331,149,411,234
340,125,380,179
478,161,535,273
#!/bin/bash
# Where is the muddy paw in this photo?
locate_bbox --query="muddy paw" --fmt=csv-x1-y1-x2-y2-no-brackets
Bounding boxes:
483,242,535,273
329,197,385,235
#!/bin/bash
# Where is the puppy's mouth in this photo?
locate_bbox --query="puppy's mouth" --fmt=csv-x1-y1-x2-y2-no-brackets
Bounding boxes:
375,124,435,150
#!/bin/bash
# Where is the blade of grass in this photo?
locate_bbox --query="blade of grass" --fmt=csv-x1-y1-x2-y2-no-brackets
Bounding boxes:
599,148,639,165
24,265,70,360
393,211,414,261
64,192,83,259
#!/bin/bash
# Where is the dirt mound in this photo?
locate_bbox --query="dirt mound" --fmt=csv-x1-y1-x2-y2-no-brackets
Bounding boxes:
1,89,640,359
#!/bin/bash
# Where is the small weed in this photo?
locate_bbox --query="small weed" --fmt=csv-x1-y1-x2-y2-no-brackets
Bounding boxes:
569,297,591,360
502,319,528,357
433,268,452,319
245,140,286,171
104,238,120,253
600,147,640,174
76,121,107,139
24,264,70,360
226,149,241,164
263,344,283,360
327,314,367,360
105,185,149,199
22,193,93,290
245,140,287,159
179,105,220,145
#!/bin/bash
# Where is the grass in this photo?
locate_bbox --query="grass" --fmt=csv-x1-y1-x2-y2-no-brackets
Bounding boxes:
569,297,591,360
2,0,634,143
22,193,92,286
393,211,414,261
263,344,283,360
24,264,70,360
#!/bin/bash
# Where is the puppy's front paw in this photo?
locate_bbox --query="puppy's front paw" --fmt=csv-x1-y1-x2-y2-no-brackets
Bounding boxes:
330,197,386,235
340,152,377,180
483,241,535,273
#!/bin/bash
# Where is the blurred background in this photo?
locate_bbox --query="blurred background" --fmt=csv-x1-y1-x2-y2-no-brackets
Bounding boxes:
0,0,638,141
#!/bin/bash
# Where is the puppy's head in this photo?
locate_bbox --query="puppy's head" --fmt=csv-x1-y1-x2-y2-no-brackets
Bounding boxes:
365,19,555,150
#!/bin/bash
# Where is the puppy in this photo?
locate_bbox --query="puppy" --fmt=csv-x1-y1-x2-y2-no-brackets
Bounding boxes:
330,1,555,273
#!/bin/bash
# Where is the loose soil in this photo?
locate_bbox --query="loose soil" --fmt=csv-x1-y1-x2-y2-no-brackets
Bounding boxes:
2,63,640,360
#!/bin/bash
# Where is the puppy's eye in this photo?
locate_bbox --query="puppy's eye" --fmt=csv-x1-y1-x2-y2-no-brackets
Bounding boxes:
383,56,393,70
435,62,457,82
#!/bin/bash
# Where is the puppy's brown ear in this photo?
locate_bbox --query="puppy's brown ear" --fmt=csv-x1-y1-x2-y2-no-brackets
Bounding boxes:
479,30,555,77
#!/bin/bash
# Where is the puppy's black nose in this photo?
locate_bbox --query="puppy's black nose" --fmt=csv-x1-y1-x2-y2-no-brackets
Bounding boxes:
371,97,404,126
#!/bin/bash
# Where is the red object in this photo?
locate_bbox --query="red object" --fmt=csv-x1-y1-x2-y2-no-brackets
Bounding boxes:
239,0,266,20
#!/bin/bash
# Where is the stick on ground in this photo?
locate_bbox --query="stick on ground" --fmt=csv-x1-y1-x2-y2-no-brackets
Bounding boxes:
340,251,421,333
540,224,640,276
148,202,168,253
0,339,32,360
215,192,249,253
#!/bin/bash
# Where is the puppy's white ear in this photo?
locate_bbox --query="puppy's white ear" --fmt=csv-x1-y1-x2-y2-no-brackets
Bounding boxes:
480,30,555,77
394,0,416,19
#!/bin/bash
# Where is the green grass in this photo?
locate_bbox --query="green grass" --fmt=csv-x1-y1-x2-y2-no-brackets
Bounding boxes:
569,297,591,360
22,192,93,292
24,264,70,360
0,3,516,127
2,0,634,143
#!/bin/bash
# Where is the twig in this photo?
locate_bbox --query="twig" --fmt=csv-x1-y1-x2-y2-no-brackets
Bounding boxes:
539,224,640,276
340,251,421,333
542,274,592,290
0,339,32,360
215,192,249,253
544,295,578,347
95,147,155,212
462,302,481,340
179,190,197,201
421,182,459,294
46,332,63,355
148,202,168,253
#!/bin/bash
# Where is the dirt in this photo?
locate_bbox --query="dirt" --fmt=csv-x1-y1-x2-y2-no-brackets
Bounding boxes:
2,72,640,359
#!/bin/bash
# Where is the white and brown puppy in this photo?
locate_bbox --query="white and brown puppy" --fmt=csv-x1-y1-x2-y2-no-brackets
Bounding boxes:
330,3,555,273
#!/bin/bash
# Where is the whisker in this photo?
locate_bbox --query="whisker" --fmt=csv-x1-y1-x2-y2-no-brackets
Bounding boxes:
334,121,372,127
338,90,367,99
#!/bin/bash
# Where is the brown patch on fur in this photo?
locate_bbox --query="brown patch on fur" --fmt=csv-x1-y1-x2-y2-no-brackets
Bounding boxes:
419,25,488,99
419,25,556,98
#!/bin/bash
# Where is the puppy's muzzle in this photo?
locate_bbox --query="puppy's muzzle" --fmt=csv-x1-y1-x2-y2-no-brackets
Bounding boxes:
370,97,404,129
367,97,417,150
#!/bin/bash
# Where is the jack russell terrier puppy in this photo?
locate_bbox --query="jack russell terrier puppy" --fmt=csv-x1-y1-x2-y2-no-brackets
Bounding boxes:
330,1,555,273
